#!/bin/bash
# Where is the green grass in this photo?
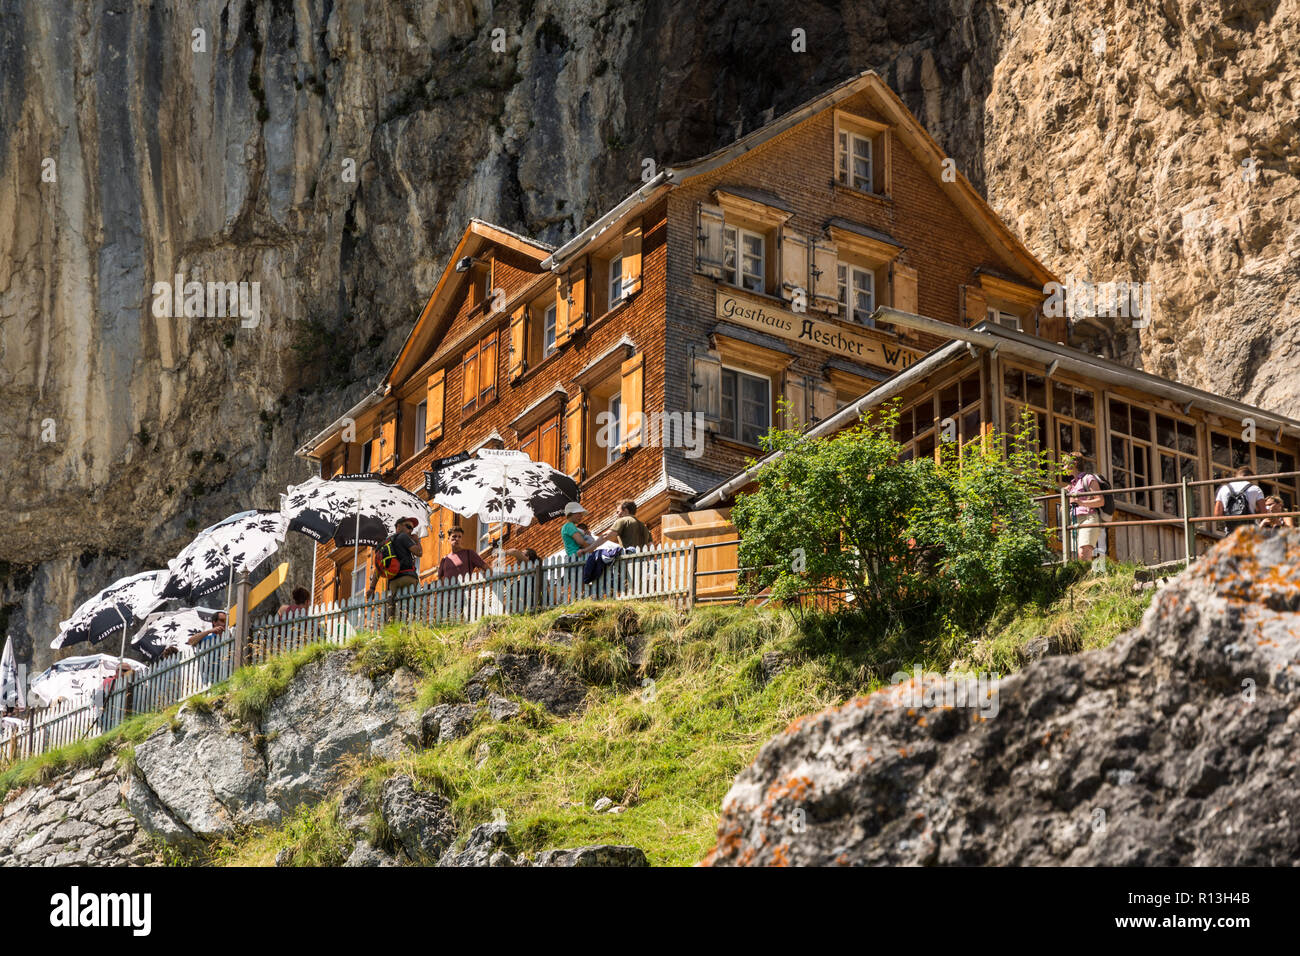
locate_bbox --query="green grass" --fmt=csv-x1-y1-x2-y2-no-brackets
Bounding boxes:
2,566,1156,866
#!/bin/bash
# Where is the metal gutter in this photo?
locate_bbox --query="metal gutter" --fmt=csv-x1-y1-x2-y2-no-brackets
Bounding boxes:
294,382,389,459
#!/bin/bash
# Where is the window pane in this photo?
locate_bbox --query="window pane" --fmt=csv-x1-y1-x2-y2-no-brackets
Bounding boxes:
1109,400,1129,435
962,410,980,443
1156,415,1177,449
1078,425,1096,460
742,375,766,404
1211,432,1231,468
1003,368,1023,400
1131,408,1151,442
1058,422,1073,456
1026,374,1047,408
1110,435,1127,478
1075,389,1095,423
1052,384,1072,417
1178,421,1197,455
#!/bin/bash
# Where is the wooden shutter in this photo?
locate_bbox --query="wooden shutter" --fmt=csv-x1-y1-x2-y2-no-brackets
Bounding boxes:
377,414,397,471
479,331,498,402
539,414,560,470
812,381,838,421
519,425,539,462
811,240,839,308
962,284,987,327
368,426,383,474
508,306,527,381
779,228,810,301
568,259,588,334
564,392,585,481
783,374,808,430
697,203,726,278
555,274,572,347
691,346,722,425
426,368,445,443
891,262,918,314
621,219,643,296
620,353,644,450
462,344,479,409
329,448,344,478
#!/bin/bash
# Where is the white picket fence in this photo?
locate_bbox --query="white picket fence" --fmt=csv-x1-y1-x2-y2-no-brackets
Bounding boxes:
249,543,695,663
1,545,694,765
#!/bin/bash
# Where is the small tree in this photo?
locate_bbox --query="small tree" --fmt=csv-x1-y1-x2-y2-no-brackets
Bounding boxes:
731,404,1053,626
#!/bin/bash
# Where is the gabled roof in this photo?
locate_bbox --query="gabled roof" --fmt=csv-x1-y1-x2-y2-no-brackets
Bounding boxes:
693,309,1300,508
544,71,1057,289
386,219,553,389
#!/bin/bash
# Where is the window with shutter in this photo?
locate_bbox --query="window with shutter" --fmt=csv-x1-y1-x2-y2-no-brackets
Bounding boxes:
564,393,585,481
779,229,810,302
462,344,479,411
426,368,445,443
620,353,644,450
539,414,560,470
811,240,839,308
555,274,572,346
377,415,397,471
891,262,919,314
509,306,528,381
478,331,498,404
568,260,588,335
690,345,722,425
696,203,727,278
621,220,642,296
812,381,838,421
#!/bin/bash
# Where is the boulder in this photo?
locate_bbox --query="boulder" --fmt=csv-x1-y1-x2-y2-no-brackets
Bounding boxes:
437,822,517,867
379,775,457,864
533,845,649,867
421,703,476,745
708,529,1300,866
486,694,521,722
344,841,400,867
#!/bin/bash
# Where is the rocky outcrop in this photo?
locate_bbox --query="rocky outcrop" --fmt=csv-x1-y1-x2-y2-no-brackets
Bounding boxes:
708,528,1300,866
0,759,157,866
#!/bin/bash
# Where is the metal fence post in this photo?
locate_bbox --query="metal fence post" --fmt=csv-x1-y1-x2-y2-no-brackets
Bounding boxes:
234,569,251,671
1059,488,1070,566
687,544,698,608
1182,476,1194,565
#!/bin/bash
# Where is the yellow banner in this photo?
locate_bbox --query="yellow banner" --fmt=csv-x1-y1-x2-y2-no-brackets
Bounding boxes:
714,289,921,373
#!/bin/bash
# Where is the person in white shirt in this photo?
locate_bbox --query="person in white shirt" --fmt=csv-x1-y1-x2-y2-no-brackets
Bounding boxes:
1214,466,1264,533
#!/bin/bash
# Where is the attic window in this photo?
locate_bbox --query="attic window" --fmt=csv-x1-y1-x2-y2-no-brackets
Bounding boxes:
834,111,890,197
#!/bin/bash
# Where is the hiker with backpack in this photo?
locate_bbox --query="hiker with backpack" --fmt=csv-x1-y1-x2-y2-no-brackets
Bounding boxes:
1214,467,1264,533
366,517,423,623
1063,456,1111,562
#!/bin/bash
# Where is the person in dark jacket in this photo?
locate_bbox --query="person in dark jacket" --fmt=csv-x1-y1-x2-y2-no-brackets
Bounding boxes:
367,517,423,623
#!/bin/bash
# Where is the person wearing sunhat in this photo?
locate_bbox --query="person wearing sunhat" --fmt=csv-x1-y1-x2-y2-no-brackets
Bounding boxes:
560,501,592,557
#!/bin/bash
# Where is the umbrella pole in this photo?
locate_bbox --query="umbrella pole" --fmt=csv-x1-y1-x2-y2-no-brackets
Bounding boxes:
352,494,362,602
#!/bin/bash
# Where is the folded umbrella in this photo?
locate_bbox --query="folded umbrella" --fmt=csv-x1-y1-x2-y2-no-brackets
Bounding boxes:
1,635,27,709
27,654,149,709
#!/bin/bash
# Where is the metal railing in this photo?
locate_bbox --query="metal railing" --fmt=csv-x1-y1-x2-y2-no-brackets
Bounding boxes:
1046,469,1300,566
1,546,696,765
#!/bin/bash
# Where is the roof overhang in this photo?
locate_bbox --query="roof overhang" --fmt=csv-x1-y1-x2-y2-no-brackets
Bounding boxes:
295,382,389,460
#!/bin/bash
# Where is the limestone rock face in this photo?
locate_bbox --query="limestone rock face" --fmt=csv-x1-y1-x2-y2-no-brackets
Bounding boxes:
708,528,1300,866
3,0,1296,674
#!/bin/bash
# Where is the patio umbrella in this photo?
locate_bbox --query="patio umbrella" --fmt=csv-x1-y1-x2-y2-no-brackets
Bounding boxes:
27,654,149,709
159,510,288,604
432,449,580,526
281,476,430,546
281,476,430,598
1,635,27,709
431,449,581,569
51,569,169,651
130,607,221,662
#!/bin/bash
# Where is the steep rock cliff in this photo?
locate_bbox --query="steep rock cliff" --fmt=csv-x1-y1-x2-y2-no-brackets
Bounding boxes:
2,0,1295,671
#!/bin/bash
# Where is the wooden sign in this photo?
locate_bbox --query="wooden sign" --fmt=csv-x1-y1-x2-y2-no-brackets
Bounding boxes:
228,562,289,624
714,289,921,372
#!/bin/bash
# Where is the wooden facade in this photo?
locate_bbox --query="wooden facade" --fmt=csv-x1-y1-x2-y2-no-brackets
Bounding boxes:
296,70,1300,603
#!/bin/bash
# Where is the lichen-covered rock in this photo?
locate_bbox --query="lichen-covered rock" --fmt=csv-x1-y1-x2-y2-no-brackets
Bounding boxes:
532,845,649,867
437,822,517,868
486,694,521,722
379,775,457,864
421,703,475,745
708,529,1300,866
262,653,419,806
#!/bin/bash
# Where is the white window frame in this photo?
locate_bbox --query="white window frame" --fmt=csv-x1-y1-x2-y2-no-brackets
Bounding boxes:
986,307,1022,331
607,393,623,465
608,255,624,306
837,263,875,326
413,400,428,456
723,225,765,293
477,520,493,556
542,303,557,356
719,365,772,447
351,564,367,600
838,130,874,192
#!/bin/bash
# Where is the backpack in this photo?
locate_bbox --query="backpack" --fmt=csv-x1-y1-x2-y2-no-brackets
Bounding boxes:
1224,483,1255,517
373,536,405,580
1095,476,1116,517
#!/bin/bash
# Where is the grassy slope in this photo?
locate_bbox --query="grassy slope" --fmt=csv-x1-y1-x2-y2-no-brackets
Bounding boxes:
1,563,1156,867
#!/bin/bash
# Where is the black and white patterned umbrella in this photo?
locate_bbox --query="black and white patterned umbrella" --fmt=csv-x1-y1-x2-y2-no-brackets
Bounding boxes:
27,654,149,709
160,510,288,603
432,450,580,527
2,635,28,709
130,607,222,661
52,570,169,650
280,476,429,548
